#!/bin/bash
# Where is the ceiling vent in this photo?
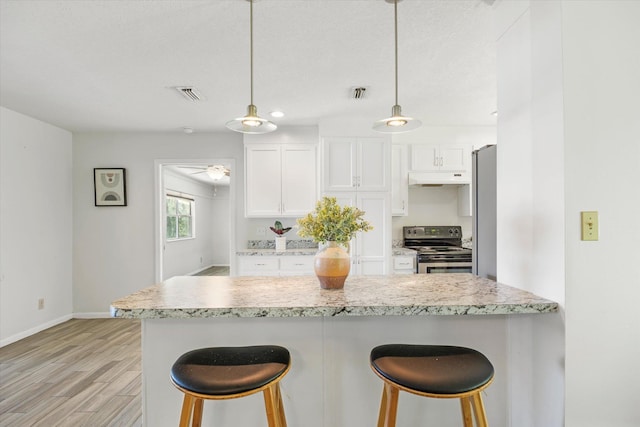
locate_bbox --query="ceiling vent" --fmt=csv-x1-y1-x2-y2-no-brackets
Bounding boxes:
351,86,368,100
174,86,205,101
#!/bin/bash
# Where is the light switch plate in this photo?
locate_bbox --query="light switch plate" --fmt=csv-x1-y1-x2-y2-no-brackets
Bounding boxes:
581,211,598,241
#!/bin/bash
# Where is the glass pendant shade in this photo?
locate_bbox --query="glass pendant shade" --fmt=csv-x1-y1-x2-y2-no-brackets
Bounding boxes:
226,104,277,134
373,104,422,133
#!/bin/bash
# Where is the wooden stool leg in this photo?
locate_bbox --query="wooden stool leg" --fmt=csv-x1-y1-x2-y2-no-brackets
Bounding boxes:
191,398,203,427
460,396,474,427
179,394,195,427
274,383,288,427
471,392,489,427
377,383,399,427
264,384,285,427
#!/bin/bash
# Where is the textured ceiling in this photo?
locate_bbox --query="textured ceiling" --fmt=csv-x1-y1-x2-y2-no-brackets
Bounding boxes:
0,0,497,133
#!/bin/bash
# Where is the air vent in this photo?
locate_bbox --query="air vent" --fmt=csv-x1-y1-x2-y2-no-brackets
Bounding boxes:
351,86,368,100
174,86,205,101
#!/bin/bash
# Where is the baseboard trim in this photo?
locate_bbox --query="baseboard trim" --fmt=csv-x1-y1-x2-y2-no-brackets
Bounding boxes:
73,312,111,319
0,314,72,348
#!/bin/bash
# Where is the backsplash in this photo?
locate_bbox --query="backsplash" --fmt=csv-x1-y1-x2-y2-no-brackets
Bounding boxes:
247,239,318,250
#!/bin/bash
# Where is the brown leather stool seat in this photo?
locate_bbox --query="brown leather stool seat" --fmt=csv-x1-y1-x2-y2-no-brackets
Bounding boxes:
171,345,290,427
370,344,494,427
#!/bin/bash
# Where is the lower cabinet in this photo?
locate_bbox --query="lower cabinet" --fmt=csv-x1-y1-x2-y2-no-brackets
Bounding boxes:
237,256,315,276
393,255,416,274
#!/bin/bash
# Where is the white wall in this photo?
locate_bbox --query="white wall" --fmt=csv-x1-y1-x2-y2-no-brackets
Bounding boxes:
72,132,244,315
211,185,230,265
0,107,73,346
561,2,640,426
496,1,640,426
162,169,217,279
392,186,472,241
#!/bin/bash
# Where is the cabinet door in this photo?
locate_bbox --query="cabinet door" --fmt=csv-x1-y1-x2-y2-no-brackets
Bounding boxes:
323,191,390,275
357,137,390,191
322,137,356,191
410,144,440,171
245,145,282,217
440,145,471,171
281,145,317,216
391,144,408,216
279,256,315,276
355,192,389,274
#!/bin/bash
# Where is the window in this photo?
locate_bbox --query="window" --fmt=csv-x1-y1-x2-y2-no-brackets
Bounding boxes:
166,194,194,240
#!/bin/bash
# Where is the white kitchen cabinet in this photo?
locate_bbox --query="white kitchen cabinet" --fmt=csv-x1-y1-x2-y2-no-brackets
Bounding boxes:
237,257,280,276
237,255,315,276
323,191,390,275
393,255,416,274
322,137,390,192
391,144,408,216
245,143,317,217
411,144,472,173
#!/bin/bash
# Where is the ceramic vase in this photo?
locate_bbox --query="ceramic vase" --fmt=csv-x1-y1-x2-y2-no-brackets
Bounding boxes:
275,236,287,252
314,241,350,289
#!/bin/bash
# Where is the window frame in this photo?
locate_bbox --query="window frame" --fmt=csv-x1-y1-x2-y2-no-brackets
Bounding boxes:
165,192,195,241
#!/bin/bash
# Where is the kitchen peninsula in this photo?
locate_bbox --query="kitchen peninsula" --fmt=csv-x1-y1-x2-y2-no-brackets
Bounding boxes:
111,274,558,426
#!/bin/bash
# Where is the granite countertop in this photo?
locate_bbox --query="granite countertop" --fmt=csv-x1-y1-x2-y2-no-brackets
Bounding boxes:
110,274,558,319
237,248,317,256
392,247,417,256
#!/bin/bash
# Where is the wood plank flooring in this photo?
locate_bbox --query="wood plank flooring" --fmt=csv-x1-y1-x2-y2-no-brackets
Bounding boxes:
193,265,229,276
0,319,141,427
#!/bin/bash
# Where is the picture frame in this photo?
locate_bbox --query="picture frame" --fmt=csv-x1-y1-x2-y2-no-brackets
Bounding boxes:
94,168,127,206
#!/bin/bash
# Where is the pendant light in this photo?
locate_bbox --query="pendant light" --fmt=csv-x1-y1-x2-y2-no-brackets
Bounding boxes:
373,0,421,133
226,0,277,134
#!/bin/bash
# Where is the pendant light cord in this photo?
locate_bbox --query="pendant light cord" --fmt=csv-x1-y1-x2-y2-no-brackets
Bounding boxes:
394,0,398,107
250,0,254,106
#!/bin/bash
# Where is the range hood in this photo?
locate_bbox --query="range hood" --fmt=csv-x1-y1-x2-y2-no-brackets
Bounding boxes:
408,171,471,186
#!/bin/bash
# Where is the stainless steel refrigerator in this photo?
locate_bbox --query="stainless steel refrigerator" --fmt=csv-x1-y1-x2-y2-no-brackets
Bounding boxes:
472,145,497,280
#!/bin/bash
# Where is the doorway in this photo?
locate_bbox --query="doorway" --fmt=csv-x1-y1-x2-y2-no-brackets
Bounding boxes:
154,159,236,282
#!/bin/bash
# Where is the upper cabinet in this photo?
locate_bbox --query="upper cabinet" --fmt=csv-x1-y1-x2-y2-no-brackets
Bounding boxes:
410,144,472,173
322,137,390,192
391,144,408,216
245,143,318,218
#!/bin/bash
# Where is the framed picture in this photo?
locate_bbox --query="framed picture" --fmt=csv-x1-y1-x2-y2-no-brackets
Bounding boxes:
94,168,127,206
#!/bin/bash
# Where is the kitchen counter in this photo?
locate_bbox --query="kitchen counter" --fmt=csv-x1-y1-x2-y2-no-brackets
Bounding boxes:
113,275,558,426
392,247,417,256
110,274,557,319
236,248,316,256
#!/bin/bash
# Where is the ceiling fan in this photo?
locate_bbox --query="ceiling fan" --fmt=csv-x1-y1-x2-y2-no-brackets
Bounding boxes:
177,165,231,181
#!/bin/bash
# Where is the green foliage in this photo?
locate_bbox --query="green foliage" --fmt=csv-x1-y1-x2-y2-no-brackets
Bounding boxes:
296,197,373,244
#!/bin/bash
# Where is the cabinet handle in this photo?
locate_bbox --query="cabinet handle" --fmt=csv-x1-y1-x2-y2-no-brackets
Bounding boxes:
434,157,438,167
440,157,444,166
402,200,405,210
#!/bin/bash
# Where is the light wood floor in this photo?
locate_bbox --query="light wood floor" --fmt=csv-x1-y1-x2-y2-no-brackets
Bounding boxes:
193,265,229,276
0,318,141,427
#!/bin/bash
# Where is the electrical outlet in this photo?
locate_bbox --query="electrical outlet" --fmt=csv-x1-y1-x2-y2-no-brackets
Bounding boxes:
38,298,45,310
581,211,598,241
256,226,266,236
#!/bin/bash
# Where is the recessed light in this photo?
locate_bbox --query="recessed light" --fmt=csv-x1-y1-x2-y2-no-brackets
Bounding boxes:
270,111,284,118
183,127,194,134
491,111,498,117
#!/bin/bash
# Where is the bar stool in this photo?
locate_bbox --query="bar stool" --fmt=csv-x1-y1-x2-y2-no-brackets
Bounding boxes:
170,345,290,427
370,344,494,427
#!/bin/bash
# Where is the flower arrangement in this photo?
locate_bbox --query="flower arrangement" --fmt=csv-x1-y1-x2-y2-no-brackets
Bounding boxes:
297,197,373,244
270,220,292,236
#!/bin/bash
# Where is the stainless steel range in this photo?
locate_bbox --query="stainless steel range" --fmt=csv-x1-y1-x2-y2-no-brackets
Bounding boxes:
403,226,472,274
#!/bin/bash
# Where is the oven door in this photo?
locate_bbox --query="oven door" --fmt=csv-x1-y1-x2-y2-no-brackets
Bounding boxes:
419,262,472,274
